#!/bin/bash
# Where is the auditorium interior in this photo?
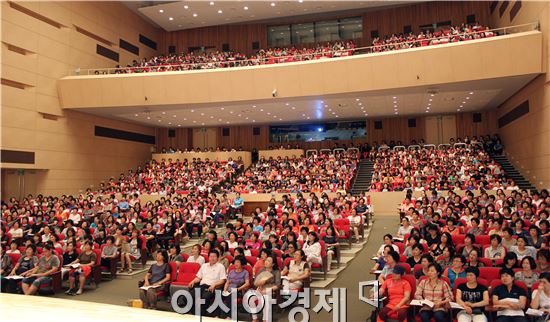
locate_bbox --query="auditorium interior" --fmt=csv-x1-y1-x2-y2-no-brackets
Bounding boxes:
1,1,550,321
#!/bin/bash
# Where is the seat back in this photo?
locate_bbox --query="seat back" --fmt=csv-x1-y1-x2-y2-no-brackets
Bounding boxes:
7,253,21,267
168,261,178,282
479,267,500,281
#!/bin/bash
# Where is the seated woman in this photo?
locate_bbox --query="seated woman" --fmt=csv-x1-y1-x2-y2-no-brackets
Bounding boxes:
376,234,399,257
500,252,519,269
511,236,537,262
492,268,527,322
322,226,339,271
530,272,550,322
251,254,281,322
527,225,546,249
253,249,271,276
397,217,413,239
443,254,467,289
100,236,118,270
21,244,60,295
245,233,261,251
436,245,455,268
0,247,13,292
221,255,250,319
372,245,392,273
378,265,411,322
514,256,539,291
66,240,97,295
379,251,400,284
415,254,434,279
537,249,550,273
168,244,184,266
281,250,310,293
406,244,424,269
431,232,453,258
120,229,142,273
415,263,453,322
455,267,489,322
484,235,506,260
139,250,171,310
459,234,478,258
303,232,322,267
466,249,484,268
226,232,239,249
403,235,420,258
6,245,38,293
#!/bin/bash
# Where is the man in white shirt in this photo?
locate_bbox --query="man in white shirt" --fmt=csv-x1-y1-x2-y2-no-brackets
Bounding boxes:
188,250,227,317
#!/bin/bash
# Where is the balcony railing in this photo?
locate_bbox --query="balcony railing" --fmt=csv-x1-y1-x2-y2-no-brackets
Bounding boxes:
72,22,539,76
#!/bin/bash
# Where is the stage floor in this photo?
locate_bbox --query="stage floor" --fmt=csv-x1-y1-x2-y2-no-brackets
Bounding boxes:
0,293,222,322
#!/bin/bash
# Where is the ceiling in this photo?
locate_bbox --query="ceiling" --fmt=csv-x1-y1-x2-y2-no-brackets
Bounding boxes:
129,1,414,32
79,74,538,128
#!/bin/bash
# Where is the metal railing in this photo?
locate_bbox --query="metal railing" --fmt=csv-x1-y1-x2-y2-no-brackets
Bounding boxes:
72,22,538,76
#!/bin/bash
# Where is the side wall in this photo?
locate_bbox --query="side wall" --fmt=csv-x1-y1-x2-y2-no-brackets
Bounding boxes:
1,1,160,198
490,1,550,189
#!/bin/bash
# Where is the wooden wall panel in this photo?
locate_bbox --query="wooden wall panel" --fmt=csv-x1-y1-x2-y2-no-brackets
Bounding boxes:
159,1,489,56
155,128,192,151
366,117,426,144
456,111,498,138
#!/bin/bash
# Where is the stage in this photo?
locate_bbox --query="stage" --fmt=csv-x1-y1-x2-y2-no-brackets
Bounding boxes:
0,293,222,322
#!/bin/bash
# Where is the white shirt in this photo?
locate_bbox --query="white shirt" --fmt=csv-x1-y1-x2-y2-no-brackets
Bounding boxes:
197,262,227,286
187,255,205,266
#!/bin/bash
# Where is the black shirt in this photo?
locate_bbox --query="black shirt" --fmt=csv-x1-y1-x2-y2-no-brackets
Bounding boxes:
406,256,421,269
492,284,527,315
458,283,488,314
425,233,441,247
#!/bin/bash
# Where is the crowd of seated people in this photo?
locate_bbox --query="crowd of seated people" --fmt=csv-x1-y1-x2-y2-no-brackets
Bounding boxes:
0,184,374,319
374,188,550,322
111,41,356,74
370,22,495,53
225,151,359,194
93,158,245,196
369,135,510,192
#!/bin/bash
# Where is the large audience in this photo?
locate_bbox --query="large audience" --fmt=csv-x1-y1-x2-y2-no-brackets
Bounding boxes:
95,22,497,75
111,41,356,74
370,22,494,53
369,135,511,192
374,188,550,322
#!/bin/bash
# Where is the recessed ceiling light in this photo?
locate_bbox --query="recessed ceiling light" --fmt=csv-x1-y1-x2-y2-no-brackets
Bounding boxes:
428,103,431,106
252,105,256,108
218,10,223,14
365,114,369,116
285,103,289,106
210,116,214,119
218,118,222,121
260,109,264,112
162,112,166,115
394,108,398,111
134,114,138,117
220,107,224,110
430,94,435,97
159,9,164,13
324,105,328,108
466,97,470,100
267,112,271,115
252,120,256,122
202,123,205,125
183,118,187,121
299,0,303,3
394,112,398,115
462,101,466,104
177,124,181,127
226,121,230,124
169,17,174,21
193,13,198,17
429,98,432,102
356,98,360,101
332,112,336,115
358,103,362,106
168,122,172,125
245,117,249,120
426,106,430,109
392,96,396,99
320,100,324,103
172,115,176,117
193,120,196,123
147,116,151,120
469,92,474,95
271,2,276,6
335,116,339,118
200,113,205,116
425,110,429,113
279,118,283,121
184,5,188,9
273,115,277,118
244,6,248,10
459,105,463,108
238,114,242,117
210,1,214,5
291,106,296,109
457,109,461,111
302,114,306,117
307,117,310,119
158,119,161,122
190,109,194,112
229,111,234,114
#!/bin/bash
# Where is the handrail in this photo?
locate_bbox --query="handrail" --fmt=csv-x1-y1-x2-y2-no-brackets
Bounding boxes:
408,145,421,150
305,149,318,157
73,22,538,76
393,145,406,151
